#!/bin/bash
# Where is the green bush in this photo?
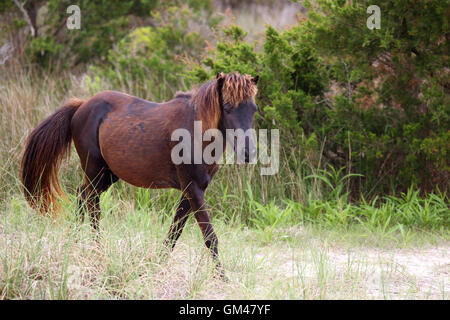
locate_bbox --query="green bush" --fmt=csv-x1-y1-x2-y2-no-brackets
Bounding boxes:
8,0,214,69
90,4,220,100
188,0,449,196
299,0,449,194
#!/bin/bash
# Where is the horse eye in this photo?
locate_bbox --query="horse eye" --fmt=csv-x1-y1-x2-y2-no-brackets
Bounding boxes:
224,105,233,114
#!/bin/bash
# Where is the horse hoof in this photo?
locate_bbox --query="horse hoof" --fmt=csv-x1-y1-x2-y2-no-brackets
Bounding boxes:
214,268,229,282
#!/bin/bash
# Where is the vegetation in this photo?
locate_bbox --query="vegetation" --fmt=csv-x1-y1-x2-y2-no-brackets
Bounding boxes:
187,1,449,196
1,190,448,299
0,0,448,300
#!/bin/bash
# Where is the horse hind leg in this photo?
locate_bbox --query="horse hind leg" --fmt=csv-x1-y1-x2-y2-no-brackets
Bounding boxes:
77,159,118,232
162,195,191,252
76,184,87,222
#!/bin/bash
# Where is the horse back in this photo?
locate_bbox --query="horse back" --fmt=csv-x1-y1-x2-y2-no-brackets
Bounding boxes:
71,90,194,189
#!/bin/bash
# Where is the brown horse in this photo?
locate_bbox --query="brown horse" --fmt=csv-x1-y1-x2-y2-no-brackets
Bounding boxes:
20,71,259,273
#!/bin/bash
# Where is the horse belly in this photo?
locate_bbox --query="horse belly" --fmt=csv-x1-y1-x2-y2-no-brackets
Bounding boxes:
98,122,179,189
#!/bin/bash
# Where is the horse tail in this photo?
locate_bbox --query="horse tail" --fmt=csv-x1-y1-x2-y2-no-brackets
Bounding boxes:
20,98,85,215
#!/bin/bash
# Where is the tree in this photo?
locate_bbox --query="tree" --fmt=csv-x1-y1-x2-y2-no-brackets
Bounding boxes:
300,0,449,193
189,0,449,195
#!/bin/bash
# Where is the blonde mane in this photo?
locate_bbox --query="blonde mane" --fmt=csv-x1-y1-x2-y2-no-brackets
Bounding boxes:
186,72,258,131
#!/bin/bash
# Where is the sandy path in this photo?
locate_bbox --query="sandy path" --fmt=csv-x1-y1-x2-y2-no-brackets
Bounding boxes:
269,244,449,299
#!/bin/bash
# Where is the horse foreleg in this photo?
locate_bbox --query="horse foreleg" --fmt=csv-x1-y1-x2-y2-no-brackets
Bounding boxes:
187,184,224,278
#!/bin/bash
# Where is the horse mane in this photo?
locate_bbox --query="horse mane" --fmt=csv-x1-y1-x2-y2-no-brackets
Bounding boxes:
173,91,192,100
184,72,258,131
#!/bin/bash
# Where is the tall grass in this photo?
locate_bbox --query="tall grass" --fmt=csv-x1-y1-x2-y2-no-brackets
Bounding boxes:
1,196,448,299
0,64,448,234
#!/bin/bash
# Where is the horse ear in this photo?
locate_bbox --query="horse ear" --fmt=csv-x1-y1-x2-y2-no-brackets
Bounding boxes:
252,75,259,84
216,72,225,91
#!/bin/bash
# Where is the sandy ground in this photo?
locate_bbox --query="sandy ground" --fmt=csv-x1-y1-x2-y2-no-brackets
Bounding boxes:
5,221,447,299
266,244,450,299
151,228,449,299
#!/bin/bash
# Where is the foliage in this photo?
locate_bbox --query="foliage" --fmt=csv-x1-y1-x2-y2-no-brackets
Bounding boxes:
300,0,449,194
1,0,448,197
5,0,214,69
292,187,449,232
188,0,449,195
23,0,152,68
89,4,220,100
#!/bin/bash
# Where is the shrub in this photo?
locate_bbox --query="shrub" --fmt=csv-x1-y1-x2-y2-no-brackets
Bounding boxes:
299,0,449,194
188,0,449,196
90,3,220,100
6,0,215,69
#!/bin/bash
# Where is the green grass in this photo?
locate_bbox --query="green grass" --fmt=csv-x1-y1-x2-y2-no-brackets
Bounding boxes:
0,65,448,299
1,195,448,299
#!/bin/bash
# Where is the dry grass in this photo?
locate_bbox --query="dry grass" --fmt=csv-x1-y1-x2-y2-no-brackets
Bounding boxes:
1,199,448,299
216,0,305,42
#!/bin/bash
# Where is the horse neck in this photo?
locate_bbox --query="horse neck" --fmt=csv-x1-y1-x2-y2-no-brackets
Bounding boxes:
193,104,221,133
191,105,227,159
